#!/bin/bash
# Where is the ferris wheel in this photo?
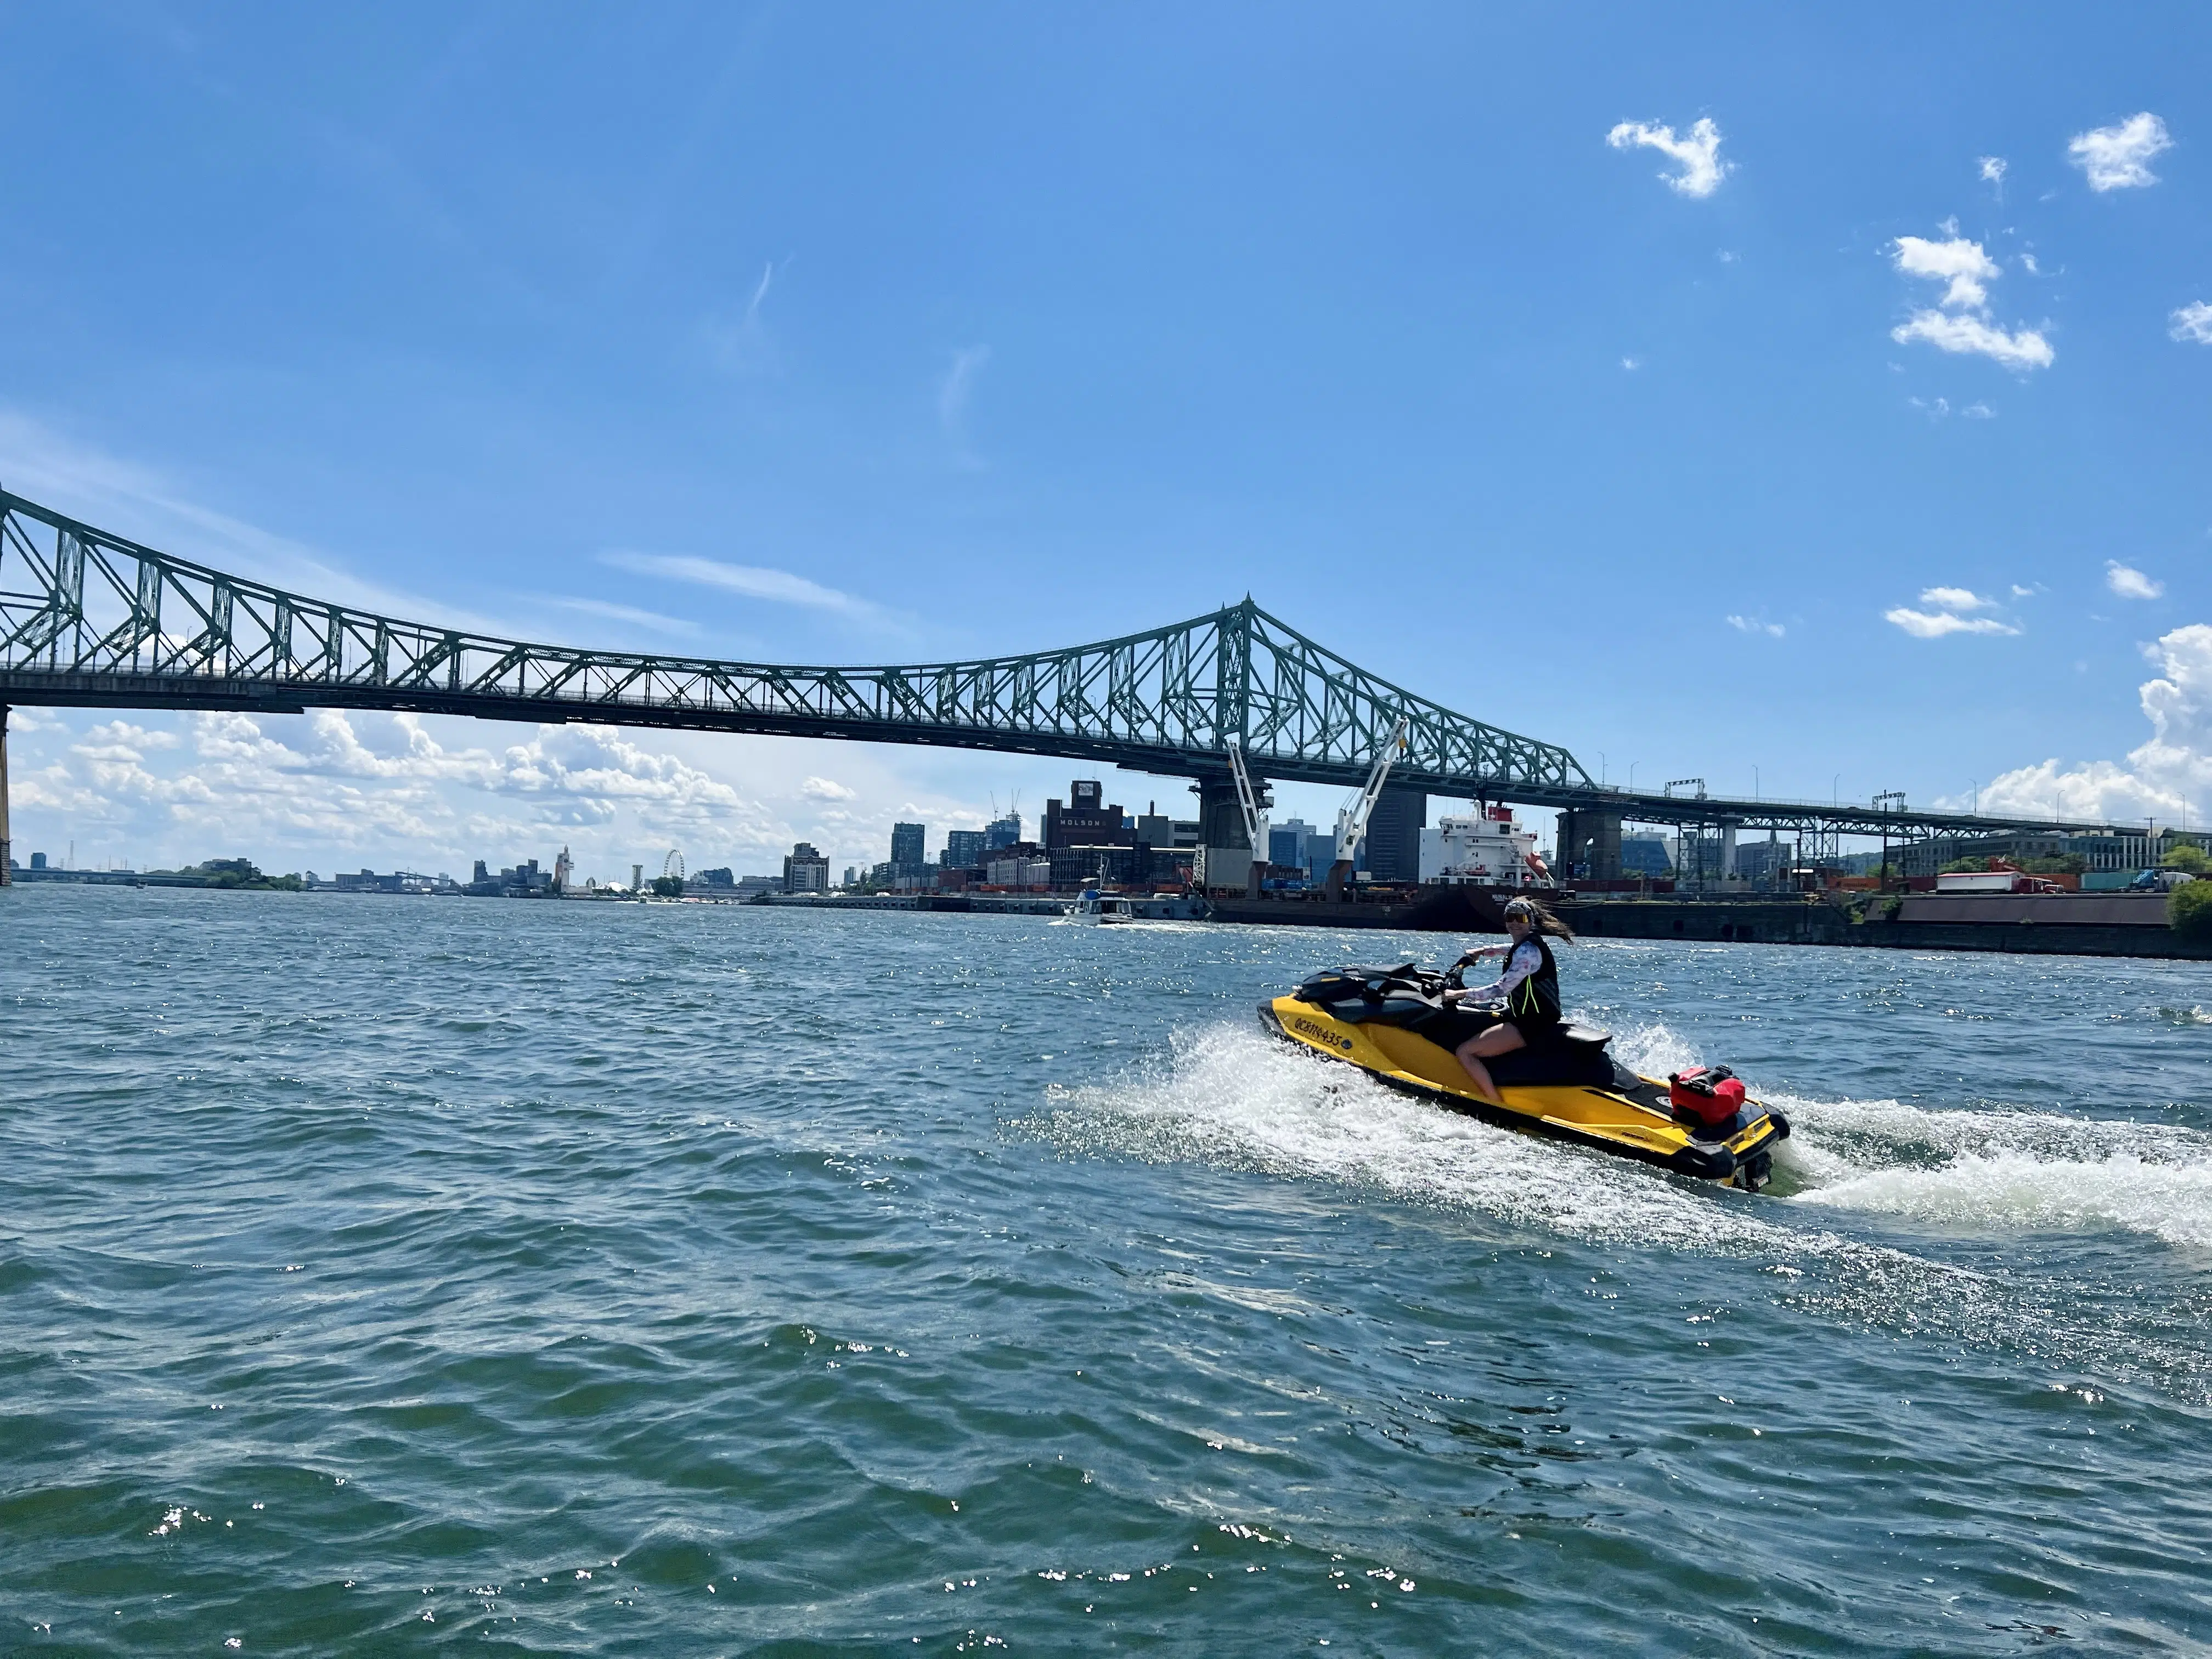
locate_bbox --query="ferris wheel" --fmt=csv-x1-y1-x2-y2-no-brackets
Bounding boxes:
662,849,685,882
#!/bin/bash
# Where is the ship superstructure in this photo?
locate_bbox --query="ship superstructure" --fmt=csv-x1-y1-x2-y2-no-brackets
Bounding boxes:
1431,805,1554,889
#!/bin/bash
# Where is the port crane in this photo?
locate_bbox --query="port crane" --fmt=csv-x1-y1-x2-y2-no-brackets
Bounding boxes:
1226,744,1270,898
1324,717,1410,901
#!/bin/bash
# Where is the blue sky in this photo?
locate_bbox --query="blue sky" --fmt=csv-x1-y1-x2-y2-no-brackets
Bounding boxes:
4,5,2211,877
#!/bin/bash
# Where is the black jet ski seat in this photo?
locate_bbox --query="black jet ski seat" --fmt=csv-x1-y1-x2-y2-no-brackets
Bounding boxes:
1483,1022,1621,1088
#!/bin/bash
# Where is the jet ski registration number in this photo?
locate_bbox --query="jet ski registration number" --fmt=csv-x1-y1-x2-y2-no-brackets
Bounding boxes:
1290,1014,1357,1052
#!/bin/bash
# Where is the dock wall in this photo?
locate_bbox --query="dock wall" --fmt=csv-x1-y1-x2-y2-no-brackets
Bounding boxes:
1212,891,2212,962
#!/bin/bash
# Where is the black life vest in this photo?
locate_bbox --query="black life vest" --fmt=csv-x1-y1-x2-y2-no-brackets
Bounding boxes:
1507,933,1562,1031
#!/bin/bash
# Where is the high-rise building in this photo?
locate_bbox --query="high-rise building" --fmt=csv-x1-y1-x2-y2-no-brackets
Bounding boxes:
1269,817,1316,871
1043,781,1131,851
783,842,831,893
889,822,927,878
984,811,1022,851
1043,780,1138,889
1363,789,1426,883
943,829,987,868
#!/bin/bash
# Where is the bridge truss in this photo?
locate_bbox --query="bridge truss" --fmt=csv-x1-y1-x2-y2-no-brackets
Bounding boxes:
0,489,1583,797
0,488,2134,843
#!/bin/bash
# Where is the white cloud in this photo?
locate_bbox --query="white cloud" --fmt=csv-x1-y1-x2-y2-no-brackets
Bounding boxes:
550,597,703,637
702,260,780,374
600,550,881,620
2011,584,2039,598
82,720,180,753
938,346,991,430
2018,252,2040,275
1725,614,1785,638
1890,310,2054,370
1892,234,2002,310
1976,623,2212,822
1962,401,1995,419
2171,301,2212,346
1978,156,2007,187
0,704,1025,883
1620,356,1641,371
18,710,754,868
2106,562,2164,600
1920,586,1993,611
2068,112,2172,191
1886,229,2051,371
1606,117,1730,198
1884,607,2021,639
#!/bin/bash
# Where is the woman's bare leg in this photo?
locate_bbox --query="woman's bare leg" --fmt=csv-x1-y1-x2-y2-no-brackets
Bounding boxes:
1454,1023,1525,1106
1454,1045,1500,1104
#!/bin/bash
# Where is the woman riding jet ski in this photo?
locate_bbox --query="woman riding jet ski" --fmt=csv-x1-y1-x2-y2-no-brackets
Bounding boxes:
1256,898,1788,1189
1437,896,1573,1105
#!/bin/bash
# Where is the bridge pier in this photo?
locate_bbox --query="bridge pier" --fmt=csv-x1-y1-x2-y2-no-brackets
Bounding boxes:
1192,775,1268,896
1,703,10,887
1555,809,1622,881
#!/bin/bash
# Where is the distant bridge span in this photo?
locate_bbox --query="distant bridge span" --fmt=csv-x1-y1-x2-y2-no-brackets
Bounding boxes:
0,488,2132,847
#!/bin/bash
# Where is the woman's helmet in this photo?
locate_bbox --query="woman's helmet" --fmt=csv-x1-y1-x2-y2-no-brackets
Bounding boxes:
1503,897,1537,923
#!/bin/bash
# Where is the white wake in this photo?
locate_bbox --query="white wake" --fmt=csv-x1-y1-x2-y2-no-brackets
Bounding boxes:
1019,1017,2212,1400
1771,1092,2212,1249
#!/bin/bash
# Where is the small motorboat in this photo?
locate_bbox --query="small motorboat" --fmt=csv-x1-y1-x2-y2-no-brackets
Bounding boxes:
1068,890,1137,924
1259,961,1788,1189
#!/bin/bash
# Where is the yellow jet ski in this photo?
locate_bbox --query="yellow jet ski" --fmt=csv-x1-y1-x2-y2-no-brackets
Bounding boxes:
1259,961,1789,1189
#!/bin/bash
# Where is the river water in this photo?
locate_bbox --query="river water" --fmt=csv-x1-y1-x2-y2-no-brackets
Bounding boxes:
4,887,2210,1654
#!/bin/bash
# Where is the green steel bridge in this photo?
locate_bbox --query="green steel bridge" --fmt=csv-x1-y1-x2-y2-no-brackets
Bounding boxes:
0,487,2135,848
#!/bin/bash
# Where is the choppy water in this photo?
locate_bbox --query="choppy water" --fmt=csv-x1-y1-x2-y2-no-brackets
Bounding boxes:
5,888,2211,1655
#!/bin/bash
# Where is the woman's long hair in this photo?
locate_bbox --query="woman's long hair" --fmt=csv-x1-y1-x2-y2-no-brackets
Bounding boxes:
1504,896,1576,942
